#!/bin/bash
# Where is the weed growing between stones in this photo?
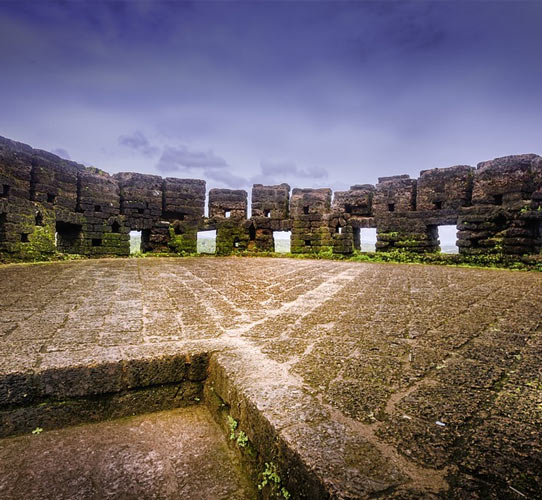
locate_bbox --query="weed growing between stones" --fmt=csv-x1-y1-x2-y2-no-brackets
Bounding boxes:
227,415,238,440
227,416,253,454
236,430,248,448
258,462,291,499
223,408,291,500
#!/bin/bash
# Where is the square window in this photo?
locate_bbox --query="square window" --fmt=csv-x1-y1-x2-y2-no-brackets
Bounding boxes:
388,203,395,212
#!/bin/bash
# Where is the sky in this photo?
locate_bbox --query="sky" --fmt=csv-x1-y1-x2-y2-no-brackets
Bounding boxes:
0,0,541,195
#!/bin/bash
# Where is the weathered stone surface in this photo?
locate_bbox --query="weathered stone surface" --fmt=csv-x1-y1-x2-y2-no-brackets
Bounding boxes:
417,165,473,211
1,135,542,261
290,188,333,254
113,171,163,229
473,154,538,205
0,137,33,201
163,177,206,219
0,406,255,500
252,183,290,219
1,257,541,498
31,156,82,212
332,184,375,217
374,175,416,215
209,188,248,219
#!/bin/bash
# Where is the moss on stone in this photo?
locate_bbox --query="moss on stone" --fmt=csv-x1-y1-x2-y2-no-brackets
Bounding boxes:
14,225,56,260
167,225,197,254
216,223,249,256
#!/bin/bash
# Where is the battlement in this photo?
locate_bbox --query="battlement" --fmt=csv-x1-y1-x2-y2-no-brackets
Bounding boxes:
1,135,541,260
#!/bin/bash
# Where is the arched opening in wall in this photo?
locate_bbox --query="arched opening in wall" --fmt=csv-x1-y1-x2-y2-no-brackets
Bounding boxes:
274,231,291,253
233,237,240,249
111,221,121,234
130,231,142,254
249,224,256,242
197,230,216,254
437,225,458,254
55,222,82,253
360,228,377,252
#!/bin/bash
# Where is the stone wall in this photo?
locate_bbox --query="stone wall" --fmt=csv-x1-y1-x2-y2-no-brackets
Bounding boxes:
458,155,542,255
162,178,206,254
1,135,541,261
250,183,291,251
290,188,332,253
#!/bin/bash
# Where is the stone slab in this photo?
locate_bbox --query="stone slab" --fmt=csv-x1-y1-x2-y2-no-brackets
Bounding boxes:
0,257,541,498
0,406,254,500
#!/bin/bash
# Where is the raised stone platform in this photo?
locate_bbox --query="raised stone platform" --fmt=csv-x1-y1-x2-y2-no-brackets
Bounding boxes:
1,257,541,499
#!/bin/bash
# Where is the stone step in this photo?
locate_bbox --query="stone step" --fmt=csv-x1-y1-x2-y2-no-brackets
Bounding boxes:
0,406,255,500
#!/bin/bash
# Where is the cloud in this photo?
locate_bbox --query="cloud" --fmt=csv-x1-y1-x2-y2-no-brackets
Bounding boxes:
156,145,229,173
118,131,159,157
253,159,328,185
204,169,248,188
155,143,249,188
51,148,71,159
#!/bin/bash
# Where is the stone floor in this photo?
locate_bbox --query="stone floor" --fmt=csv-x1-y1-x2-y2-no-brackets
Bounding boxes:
1,257,541,499
0,406,254,500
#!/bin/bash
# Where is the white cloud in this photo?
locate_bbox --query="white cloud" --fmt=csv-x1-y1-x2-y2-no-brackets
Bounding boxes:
118,131,159,157
157,145,229,173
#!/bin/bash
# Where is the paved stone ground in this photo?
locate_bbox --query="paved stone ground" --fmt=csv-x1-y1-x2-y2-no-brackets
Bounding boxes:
1,257,541,498
0,406,254,499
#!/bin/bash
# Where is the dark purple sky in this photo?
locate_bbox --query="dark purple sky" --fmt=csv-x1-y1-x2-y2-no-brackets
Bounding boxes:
1,0,541,192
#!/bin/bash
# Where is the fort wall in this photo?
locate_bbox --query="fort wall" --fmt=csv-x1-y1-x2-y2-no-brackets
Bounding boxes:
1,135,541,260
